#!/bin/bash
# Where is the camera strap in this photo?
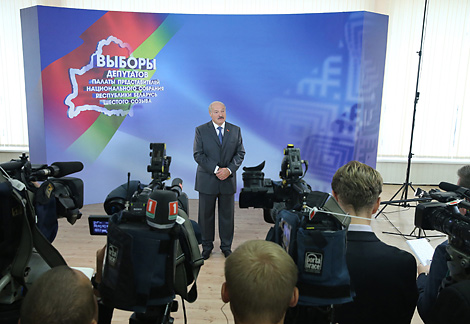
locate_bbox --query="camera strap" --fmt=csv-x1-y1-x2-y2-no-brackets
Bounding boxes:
176,225,199,302
9,189,33,285
10,186,66,287
174,210,203,303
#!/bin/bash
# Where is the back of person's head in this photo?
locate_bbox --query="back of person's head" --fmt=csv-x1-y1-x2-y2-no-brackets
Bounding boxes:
222,240,298,324
20,265,97,324
331,160,383,213
457,165,470,188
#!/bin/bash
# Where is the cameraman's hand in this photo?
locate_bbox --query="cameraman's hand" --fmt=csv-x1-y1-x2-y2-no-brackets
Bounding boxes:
418,263,430,276
216,168,230,181
93,245,106,297
96,245,106,277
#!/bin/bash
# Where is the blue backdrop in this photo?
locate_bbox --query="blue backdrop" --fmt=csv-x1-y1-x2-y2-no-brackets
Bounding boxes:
21,7,388,204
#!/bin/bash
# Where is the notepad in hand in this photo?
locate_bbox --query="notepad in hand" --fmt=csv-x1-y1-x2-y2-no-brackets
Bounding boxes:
406,238,435,266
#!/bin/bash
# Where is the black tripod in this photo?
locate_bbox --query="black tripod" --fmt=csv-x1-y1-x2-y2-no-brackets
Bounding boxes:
376,0,429,220
375,0,444,240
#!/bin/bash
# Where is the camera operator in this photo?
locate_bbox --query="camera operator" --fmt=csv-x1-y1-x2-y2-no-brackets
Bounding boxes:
416,164,470,323
331,161,418,324
221,240,299,324
19,265,98,324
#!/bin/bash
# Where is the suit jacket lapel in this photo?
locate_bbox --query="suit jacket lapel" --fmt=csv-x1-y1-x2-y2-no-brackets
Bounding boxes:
221,123,230,148
207,121,221,146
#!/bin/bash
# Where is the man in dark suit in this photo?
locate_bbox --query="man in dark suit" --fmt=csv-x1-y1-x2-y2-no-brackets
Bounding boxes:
331,161,418,324
193,101,245,260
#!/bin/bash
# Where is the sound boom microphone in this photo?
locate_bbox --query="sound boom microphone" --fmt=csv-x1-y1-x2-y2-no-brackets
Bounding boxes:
33,161,84,178
439,182,470,199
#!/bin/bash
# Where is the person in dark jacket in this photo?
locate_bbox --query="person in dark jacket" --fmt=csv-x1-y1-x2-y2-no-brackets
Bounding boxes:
193,101,245,259
332,161,418,324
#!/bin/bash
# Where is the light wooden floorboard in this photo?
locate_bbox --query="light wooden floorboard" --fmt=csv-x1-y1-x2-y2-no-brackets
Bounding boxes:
51,184,446,324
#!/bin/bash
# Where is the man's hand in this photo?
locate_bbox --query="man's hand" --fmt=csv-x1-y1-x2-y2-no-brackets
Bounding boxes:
95,245,106,281
418,263,430,276
216,168,230,180
93,245,106,297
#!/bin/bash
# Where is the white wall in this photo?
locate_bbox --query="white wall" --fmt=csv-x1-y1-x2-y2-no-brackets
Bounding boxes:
377,158,464,185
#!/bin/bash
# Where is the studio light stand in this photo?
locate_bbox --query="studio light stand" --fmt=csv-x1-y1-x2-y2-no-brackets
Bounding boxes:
376,0,428,218
375,0,442,240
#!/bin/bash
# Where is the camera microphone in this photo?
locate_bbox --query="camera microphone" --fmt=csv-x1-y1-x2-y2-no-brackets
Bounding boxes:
146,189,178,229
171,177,183,188
439,182,470,198
34,161,84,178
170,178,183,195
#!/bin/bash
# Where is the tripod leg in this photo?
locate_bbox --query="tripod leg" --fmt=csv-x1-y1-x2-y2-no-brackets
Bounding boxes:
406,227,431,239
375,183,407,218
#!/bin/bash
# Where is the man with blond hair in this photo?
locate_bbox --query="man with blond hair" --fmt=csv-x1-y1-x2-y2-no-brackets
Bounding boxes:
331,161,418,324
222,240,298,324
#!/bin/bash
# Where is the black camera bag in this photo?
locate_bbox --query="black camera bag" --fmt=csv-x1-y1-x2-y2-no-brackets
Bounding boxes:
100,208,203,312
100,211,177,312
269,207,353,306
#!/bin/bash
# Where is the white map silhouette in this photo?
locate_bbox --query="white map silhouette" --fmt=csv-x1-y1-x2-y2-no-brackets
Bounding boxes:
64,36,133,118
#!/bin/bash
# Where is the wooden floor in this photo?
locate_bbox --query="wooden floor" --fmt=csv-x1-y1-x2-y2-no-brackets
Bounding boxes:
52,184,447,324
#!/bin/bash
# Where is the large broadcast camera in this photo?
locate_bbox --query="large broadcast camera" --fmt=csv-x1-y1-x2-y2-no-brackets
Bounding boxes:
239,144,352,324
89,143,203,324
239,144,311,223
0,153,84,324
103,143,176,218
415,182,470,283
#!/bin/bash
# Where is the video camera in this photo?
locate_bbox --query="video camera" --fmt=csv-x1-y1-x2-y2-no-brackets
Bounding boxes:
239,144,312,223
0,153,83,227
0,153,83,324
415,182,470,282
88,143,203,324
239,145,352,324
89,143,183,232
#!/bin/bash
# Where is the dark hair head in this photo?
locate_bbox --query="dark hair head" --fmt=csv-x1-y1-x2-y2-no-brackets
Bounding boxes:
457,165,470,188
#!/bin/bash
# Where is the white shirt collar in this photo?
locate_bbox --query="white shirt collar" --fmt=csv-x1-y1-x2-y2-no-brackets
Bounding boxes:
212,121,225,131
348,224,373,232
